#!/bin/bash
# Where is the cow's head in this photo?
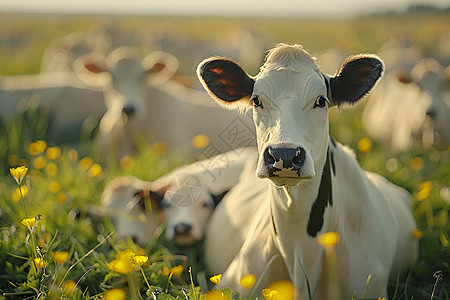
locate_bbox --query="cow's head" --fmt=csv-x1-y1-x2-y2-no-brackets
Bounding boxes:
74,47,179,120
149,174,226,246
198,44,383,187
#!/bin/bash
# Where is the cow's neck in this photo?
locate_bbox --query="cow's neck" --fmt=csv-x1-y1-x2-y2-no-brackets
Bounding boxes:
267,145,334,287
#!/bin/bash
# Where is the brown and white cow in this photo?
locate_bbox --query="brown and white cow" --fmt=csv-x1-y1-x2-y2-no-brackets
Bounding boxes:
198,44,418,299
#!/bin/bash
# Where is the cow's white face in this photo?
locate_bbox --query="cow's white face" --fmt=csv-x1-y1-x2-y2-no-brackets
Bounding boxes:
251,60,330,186
198,44,383,187
160,185,216,246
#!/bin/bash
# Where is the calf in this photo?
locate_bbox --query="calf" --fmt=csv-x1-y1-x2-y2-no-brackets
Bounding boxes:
198,44,418,298
100,147,256,246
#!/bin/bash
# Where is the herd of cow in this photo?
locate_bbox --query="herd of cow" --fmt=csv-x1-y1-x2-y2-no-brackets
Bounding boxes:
1,27,449,298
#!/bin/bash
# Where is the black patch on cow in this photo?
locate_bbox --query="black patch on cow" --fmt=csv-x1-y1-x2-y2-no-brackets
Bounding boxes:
330,150,336,176
198,58,254,102
330,54,383,106
330,136,337,148
307,148,333,237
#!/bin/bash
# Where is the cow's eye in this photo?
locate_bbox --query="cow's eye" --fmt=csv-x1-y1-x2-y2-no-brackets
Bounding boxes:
314,95,329,108
251,95,263,108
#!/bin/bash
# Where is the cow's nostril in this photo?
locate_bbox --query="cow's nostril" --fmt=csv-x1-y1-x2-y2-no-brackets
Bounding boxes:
122,105,136,116
174,223,192,235
293,147,306,167
264,146,276,165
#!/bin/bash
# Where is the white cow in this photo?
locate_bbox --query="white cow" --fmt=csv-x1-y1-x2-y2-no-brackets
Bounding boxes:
362,58,450,150
100,147,256,246
0,73,106,144
75,47,255,159
197,44,418,299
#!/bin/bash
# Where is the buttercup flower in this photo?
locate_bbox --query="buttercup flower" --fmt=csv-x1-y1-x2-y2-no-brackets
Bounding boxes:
88,163,103,177
10,166,28,184
170,265,183,277
46,146,61,160
28,140,47,156
191,134,209,149
133,255,148,266
240,274,256,289
21,217,36,228
357,137,372,153
417,181,432,201
104,288,126,300
33,257,44,269
264,281,295,300
202,290,227,300
210,274,222,285
262,289,279,300
108,249,136,275
412,228,424,239
63,280,76,296
53,251,69,264
317,231,340,249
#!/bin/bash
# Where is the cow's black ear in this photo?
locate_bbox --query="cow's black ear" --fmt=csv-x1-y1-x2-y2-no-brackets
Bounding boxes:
197,57,254,110
211,190,229,207
330,54,384,106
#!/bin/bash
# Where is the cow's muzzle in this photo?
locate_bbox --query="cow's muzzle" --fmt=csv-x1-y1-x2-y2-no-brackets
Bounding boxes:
263,146,305,177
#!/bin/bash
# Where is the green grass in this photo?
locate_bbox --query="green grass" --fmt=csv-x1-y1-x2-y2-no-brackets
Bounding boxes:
0,11,449,300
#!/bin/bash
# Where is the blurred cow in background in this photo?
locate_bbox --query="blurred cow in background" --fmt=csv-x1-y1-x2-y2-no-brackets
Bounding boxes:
99,147,255,246
75,46,255,159
0,72,106,144
363,45,450,150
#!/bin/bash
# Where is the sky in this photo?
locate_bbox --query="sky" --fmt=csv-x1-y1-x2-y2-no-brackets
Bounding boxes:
0,0,449,18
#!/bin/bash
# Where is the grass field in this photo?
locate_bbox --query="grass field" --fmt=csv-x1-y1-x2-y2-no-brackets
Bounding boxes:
0,11,449,300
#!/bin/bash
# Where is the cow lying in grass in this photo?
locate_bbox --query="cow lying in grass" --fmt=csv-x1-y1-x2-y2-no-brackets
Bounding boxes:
100,147,256,246
197,44,418,299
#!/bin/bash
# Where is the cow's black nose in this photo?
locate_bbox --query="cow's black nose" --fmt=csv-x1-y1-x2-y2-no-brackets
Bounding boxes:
264,146,305,175
174,223,192,235
122,105,136,116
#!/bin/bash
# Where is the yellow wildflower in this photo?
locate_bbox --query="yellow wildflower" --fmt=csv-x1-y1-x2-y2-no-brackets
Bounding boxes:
88,163,103,178
57,192,67,204
192,134,209,149
412,228,424,239
21,217,36,228
104,289,126,300
12,186,28,203
153,141,168,154
357,137,372,153
46,162,59,176
80,157,93,170
33,156,47,170
170,265,183,277
410,157,424,171
46,146,61,160
28,140,47,156
378,298,387,300
317,231,340,249
53,251,69,264
63,280,76,296
240,274,256,289
49,180,61,193
108,250,136,275
210,274,222,285
264,281,295,300
119,155,135,170
108,259,134,275
262,289,279,300
33,257,44,269
202,290,227,300
133,255,149,267
10,166,28,184
417,181,432,201
43,232,51,244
